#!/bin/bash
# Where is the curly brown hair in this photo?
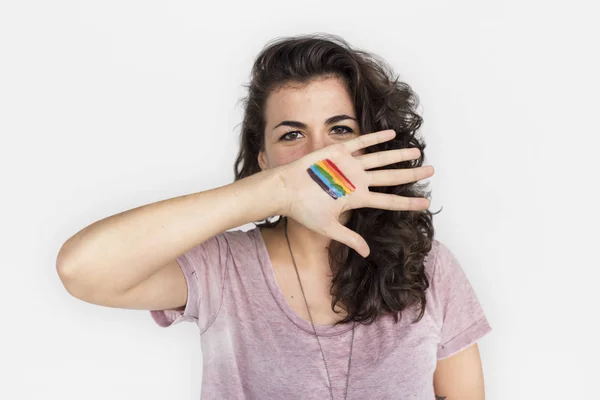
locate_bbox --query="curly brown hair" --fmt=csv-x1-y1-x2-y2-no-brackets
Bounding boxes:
233,33,442,326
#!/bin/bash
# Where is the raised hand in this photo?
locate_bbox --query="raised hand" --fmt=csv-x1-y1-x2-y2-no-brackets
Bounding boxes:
274,129,435,258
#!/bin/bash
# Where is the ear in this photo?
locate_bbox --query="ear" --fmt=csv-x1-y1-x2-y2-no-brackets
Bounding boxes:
258,150,268,171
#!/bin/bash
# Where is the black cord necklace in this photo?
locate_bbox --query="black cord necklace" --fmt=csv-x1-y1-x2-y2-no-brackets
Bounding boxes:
283,216,356,400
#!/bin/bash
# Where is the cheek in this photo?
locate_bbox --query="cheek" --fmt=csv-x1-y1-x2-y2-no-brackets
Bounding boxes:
271,147,364,167
271,149,305,166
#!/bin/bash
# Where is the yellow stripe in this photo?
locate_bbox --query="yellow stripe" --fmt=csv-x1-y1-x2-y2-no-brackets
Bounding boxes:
317,160,352,193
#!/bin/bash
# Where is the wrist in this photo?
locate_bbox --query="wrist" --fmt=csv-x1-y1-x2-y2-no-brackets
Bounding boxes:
261,167,290,218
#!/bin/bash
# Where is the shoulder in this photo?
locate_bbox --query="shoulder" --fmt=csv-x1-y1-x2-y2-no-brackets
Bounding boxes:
423,239,447,279
181,228,255,264
217,226,265,257
422,239,469,295
210,227,255,245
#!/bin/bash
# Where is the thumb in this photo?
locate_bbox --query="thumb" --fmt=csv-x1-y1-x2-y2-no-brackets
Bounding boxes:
325,222,371,258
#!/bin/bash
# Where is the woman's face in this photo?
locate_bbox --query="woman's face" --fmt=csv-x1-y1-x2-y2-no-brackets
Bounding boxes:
258,76,364,171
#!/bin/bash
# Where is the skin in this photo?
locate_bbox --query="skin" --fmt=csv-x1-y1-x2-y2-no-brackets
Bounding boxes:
258,76,487,399
433,343,487,399
258,75,364,273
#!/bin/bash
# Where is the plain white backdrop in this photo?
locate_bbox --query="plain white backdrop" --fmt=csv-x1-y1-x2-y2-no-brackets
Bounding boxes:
1,0,598,399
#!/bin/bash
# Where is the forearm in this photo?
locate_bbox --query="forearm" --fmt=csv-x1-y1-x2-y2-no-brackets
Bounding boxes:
56,168,285,293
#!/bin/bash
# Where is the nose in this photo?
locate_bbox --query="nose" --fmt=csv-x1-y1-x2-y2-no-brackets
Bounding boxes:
307,135,330,154
305,134,363,157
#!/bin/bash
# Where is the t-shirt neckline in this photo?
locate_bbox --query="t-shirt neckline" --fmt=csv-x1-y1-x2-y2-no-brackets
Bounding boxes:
252,225,355,337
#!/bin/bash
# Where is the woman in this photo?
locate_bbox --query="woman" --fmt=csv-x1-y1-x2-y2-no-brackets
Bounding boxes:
57,33,492,399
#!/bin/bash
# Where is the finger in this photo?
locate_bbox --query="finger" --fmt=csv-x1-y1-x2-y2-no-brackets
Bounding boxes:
355,147,422,171
366,165,435,187
344,129,396,154
362,191,431,211
324,222,371,258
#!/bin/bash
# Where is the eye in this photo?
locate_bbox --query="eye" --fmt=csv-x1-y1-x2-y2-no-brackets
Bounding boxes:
331,125,354,135
278,125,355,142
279,131,303,142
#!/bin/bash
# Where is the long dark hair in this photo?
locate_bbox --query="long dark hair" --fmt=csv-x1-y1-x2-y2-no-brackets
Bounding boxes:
234,33,442,326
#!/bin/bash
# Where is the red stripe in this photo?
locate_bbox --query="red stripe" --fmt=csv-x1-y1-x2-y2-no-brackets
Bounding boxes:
324,158,355,190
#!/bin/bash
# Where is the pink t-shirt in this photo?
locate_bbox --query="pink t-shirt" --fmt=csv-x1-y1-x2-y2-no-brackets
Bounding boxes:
150,225,492,399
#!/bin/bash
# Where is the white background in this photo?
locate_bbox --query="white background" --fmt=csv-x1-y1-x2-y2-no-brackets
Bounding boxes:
1,1,598,399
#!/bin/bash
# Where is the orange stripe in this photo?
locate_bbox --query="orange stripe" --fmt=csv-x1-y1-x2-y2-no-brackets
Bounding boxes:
324,159,356,190
316,160,352,193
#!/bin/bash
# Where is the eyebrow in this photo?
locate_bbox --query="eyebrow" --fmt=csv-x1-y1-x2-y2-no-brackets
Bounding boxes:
272,114,357,130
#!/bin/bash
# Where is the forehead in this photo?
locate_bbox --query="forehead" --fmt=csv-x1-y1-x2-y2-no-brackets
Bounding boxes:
264,77,355,127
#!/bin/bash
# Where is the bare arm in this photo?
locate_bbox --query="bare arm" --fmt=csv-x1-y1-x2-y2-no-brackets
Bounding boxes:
433,343,487,400
56,168,286,297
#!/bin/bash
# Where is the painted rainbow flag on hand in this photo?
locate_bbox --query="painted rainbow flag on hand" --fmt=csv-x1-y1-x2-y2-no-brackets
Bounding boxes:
307,158,356,200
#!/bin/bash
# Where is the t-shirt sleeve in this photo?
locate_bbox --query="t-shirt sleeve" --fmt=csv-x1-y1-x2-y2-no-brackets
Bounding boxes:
431,241,492,360
149,231,230,332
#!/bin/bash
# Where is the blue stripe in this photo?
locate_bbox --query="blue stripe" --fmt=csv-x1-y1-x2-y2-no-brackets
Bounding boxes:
310,165,343,198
